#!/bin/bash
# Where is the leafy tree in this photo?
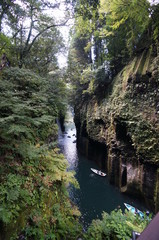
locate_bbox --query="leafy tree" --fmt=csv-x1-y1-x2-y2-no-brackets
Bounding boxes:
0,0,69,70
0,1,80,239
0,33,12,58
151,3,159,45
99,0,150,53
85,209,150,240
72,0,151,74
47,69,68,124
0,0,16,32
0,67,81,239
23,27,64,75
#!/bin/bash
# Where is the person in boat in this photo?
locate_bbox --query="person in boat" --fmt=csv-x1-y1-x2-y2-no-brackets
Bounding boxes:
146,210,150,217
135,208,140,217
135,208,138,214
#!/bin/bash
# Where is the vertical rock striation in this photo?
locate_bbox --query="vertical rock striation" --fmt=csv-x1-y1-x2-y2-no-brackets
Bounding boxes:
74,49,159,212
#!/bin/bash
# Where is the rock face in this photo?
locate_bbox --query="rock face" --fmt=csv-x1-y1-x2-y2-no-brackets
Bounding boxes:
74,49,159,213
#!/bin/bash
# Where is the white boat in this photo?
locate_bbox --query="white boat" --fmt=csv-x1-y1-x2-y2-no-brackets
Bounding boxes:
124,203,144,218
91,168,106,177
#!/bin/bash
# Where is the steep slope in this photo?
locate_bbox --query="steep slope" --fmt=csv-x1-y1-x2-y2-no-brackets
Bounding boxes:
74,48,159,212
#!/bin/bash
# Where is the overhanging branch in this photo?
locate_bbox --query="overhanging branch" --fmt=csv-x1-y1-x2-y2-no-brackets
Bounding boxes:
26,18,71,53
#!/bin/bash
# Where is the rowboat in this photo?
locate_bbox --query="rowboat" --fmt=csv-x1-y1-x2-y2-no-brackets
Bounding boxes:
124,203,144,218
90,168,106,177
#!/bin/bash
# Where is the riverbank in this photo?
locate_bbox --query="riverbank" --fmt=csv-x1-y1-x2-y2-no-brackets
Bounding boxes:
58,108,149,229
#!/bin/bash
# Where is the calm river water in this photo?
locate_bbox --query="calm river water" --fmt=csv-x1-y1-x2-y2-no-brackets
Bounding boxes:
58,109,146,229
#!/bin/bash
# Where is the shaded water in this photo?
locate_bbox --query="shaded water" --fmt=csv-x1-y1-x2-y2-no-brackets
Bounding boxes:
58,109,146,229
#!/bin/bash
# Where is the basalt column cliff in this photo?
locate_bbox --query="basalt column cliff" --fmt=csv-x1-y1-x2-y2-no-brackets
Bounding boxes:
74,47,159,213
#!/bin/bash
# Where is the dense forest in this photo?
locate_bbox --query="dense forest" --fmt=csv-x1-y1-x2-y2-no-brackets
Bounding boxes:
0,0,159,239
67,0,159,92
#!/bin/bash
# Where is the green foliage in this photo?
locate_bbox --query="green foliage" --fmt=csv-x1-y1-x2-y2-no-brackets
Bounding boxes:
99,0,150,57
22,27,64,75
0,67,81,239
0,67,55,154
19,146,81,240
67,1,158,115
85,209,150,240
72,0,153,76
0,0,65,70
0,33,12,55
94,65,112,89
151,4,159,41
0,174,30,224
47,72,68,119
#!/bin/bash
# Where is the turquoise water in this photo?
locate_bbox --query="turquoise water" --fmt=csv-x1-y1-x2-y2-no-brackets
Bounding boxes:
58,110,146,229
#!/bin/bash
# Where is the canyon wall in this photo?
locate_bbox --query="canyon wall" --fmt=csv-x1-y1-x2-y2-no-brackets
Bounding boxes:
74,49,159,212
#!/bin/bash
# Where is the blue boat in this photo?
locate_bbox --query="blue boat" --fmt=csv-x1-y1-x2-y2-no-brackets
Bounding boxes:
124,203,144,218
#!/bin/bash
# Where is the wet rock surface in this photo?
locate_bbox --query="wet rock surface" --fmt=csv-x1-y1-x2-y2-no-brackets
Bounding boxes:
74,51,159,213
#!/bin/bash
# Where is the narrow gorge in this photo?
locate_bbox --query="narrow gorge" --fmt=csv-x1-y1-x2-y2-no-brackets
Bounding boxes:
74,48,159,213
1,0,159,238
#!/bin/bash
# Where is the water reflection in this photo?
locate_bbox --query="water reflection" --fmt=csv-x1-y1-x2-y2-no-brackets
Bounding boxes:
58,120,78,171
58,109,146,229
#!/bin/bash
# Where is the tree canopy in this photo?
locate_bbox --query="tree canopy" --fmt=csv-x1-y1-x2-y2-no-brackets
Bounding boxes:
0,1,82,239
0,0,69,71
66,0,159,100
0,66,81,239
0,0,159,238
72,0,151,72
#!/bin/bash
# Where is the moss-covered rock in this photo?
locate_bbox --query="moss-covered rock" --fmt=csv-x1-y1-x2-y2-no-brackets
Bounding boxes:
74,48,159,212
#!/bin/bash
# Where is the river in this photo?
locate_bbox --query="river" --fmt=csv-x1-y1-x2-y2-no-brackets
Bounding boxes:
58,108,146,229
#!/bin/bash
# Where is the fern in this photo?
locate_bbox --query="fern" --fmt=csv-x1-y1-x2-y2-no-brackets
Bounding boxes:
85,209,150,240
0,67,81,239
